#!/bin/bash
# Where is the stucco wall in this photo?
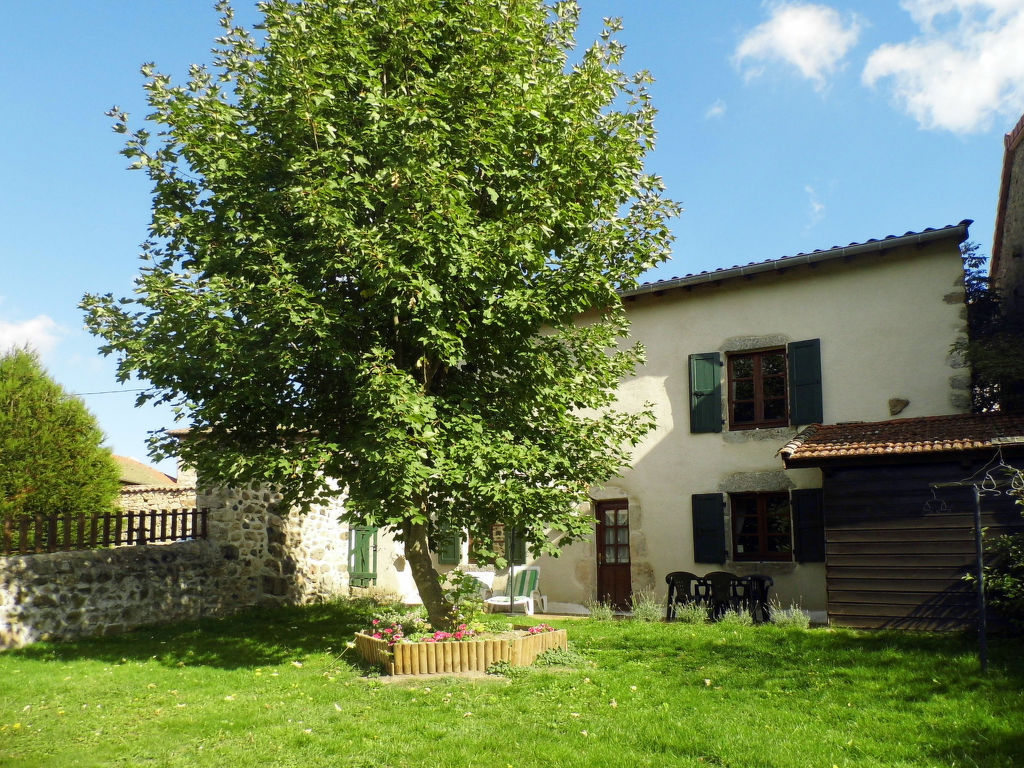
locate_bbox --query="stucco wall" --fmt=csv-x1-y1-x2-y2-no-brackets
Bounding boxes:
532,237,968,613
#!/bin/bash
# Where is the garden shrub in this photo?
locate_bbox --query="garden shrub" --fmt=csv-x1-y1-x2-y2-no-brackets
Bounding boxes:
718,609,754,627
770,600,811,629
981,533,1024,631
672,601,709,624
629,590,663,622
585,599,615,621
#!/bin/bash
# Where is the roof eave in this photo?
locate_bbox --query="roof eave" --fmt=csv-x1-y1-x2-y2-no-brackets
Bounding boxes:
622,220,972,299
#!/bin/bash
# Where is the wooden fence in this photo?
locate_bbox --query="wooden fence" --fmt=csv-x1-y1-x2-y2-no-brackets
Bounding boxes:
1,508,208,556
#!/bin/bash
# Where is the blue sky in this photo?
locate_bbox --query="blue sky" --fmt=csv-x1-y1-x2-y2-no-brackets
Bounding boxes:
2,1,1023,475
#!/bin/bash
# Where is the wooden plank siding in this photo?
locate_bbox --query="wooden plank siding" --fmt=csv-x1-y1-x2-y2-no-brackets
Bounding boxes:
822,460,1024,631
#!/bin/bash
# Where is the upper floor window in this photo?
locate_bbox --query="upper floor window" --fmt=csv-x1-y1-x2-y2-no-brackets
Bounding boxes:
688,339,822,433
728,349,788,429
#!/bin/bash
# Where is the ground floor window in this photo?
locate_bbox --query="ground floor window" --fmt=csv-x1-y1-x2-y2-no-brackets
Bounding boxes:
730,492,793,561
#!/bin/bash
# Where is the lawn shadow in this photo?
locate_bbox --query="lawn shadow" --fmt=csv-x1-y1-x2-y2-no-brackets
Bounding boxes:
8,600,376,670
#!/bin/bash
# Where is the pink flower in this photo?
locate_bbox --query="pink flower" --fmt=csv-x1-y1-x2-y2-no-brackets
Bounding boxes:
372,633,382,639
371,619,380,625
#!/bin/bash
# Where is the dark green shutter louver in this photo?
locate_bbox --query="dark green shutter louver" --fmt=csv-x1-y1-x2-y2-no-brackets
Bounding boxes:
437,530,461,564
692,493,727,563
792,488,825,563
508,529,527,566
788,339,823,425
689,352,722,433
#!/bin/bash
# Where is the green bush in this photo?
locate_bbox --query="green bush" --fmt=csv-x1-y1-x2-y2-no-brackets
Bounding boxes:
982,533,1024,630
0,348,120,528
718,609,754,627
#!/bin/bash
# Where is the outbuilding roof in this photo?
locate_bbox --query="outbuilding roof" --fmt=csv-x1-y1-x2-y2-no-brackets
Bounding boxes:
622,220,972,299
779,412,1024,467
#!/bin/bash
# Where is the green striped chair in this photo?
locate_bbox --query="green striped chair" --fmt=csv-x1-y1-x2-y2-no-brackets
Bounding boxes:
484,566,547,614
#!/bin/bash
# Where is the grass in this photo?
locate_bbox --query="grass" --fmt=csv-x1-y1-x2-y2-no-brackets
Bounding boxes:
2,600,1023,767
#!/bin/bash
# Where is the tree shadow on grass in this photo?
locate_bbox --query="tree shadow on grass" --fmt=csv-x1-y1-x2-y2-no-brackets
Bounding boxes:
8,600,379,670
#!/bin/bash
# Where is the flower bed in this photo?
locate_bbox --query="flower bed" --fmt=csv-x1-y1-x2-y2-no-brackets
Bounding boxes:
353,625,567,676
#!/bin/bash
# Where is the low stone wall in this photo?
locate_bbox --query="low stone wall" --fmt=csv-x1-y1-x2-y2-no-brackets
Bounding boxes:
118,484,197,513
0,539,253,648
0,485,355,650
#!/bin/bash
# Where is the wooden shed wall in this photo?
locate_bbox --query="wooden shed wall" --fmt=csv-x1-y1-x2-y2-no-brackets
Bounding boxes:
823,460,1024,631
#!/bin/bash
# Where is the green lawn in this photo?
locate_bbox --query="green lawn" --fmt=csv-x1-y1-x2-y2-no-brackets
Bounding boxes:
1,601,1021,767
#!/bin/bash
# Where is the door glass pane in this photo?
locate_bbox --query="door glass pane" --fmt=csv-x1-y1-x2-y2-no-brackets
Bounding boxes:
617,509,628,526
618,545,630,563
604,528,616,544
605,509,616,525
605,545,617,563
617,528,629,544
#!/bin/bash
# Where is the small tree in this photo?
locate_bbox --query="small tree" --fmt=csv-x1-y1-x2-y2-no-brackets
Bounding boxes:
0,348,121,526
956,241,1024,412
82,0,679,627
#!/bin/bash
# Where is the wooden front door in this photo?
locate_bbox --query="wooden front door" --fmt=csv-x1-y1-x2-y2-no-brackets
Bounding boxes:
349,526,378,587
596,500,632,610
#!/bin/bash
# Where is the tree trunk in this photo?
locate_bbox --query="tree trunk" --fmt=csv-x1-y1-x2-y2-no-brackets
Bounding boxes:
404,520,454,630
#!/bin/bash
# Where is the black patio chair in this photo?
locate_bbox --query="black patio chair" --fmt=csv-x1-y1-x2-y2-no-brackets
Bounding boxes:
704,570,742,620
665,571,706,620
738,574,774,624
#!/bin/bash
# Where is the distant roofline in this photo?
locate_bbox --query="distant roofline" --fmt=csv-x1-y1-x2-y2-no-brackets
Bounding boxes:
991,112,1024,281
621,220,971,299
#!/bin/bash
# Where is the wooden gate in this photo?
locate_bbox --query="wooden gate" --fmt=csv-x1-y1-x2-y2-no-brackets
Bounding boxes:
596,499,632,610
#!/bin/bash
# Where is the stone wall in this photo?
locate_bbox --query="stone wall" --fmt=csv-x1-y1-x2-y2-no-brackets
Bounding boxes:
0,485,354,650
118,484,197,513
0,539,251,648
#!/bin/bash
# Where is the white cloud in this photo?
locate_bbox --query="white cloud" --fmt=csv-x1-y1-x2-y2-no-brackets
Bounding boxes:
805,185,826,225
705,99,728,119
863,1,1024,133
734,3,862,90
0,315,63,358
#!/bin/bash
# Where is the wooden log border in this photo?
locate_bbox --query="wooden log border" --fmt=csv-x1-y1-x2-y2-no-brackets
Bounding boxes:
353,628,568,676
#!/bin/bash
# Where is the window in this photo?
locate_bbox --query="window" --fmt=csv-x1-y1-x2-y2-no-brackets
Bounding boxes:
730,492,793,561
691,489,824,564
687,339,822,433
728,349,788,429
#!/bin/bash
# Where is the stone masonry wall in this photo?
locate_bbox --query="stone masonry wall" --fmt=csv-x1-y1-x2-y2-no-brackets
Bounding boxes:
1,485,353,649
118,484,197,513
199,484,350,605
0,539,252,648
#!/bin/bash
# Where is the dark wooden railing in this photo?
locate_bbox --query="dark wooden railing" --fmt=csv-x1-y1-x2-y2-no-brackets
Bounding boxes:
1,508,208,556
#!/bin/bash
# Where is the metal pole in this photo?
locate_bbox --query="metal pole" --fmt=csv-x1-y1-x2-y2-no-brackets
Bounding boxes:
972,485,989,674
507,527,515,615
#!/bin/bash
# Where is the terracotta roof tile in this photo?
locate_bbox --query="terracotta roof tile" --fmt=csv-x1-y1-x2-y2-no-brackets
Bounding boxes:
779,413,1024,465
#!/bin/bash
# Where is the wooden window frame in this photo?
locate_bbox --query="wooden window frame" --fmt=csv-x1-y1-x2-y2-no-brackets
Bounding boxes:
727,348,789,430
730,492,793,562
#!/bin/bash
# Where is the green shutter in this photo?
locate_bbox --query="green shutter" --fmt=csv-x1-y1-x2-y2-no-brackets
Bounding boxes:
692,493,726,564
437,529,461,564
689,352,722,433
788,339,823,425
792,488,825,563
349,526,378,587
508,529,527,566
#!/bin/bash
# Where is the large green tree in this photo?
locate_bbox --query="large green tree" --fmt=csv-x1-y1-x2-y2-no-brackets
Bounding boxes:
0,348,121,523
83,0,678,627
